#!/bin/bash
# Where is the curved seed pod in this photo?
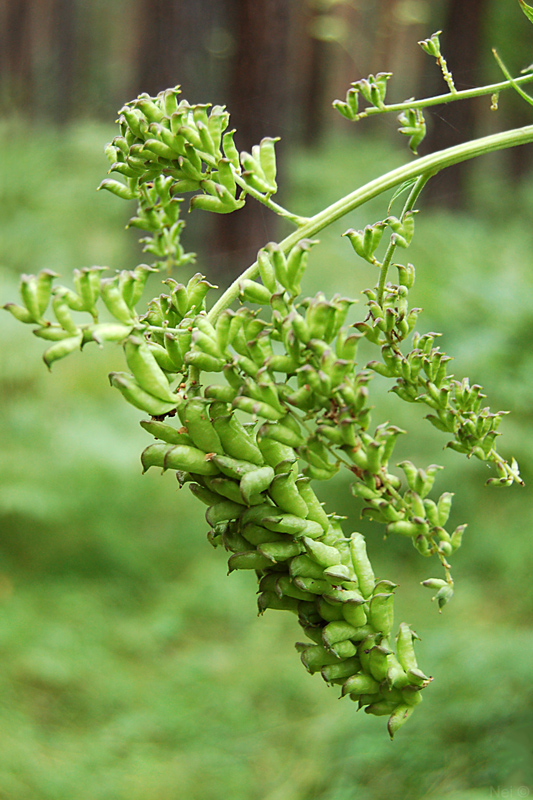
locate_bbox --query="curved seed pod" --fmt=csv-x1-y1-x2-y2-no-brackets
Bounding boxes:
140,442,171,472
269,473,309,517
300,645,340,674
239,503,278,527
292,576,331,595
302,537,342,568
316,597,344,621
232,396,285,421
368,593,394,636
212,415,264,465
42,333,83,368
240,466,275,503
275,575,315,602
140,420,192,445
259,540,304,563
227,551,272,572
387,704,415,739
395,623,420,672
289,555,326,581
341,602,367,628
401,686,423,707
386,654,410,689
295,479,330,532
322,620,363,648
349,533,375,599
330,640,357,659
109,372,178,416
211,454,259,480
368,644,393,682
206,499,244,526
181,399,224,453
256,435,297,469
341,673,380,698
207,476,253,505
262,515,323,539
124,336,178,403
222,527,251,553
189,482,221,506
258,591,299,614
164,444,220,475
241,523,285,546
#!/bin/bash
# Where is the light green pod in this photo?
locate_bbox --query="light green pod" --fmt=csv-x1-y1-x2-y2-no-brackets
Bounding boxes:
322,620,362,648
368,644,393,682
241,523,285,546
257,591,299,614
302,537,342,568
206,499,244,526
341,673,380,698
140,420,192,446
212,415,264,465
232,396,285,421
189,482,221,506
368,593,394,636
211,454,259,480
349,533,375,598
262,515,323,539
222,527,251,553
109,372,178,416
300,644,340,674
387,704,415,739
395,623,419,672
258,540,303,563
227,551,272,573
181,399,224,454
295,479,330,532
268,473,309,517
289,555,326,581
42,333,83,368
330,640,357,659
124,336,178,403
341,602,367,628
207,476,250,506
164,444,220,476
240,466,275,504
258,421,305,447
275,575,315,602
386,654,410,689
292,576,330,595
365,699,399,717
239,502,278,527
140,442,170,472
323,564,355,584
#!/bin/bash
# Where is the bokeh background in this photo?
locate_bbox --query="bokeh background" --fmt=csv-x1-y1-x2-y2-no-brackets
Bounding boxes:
1,1,532,798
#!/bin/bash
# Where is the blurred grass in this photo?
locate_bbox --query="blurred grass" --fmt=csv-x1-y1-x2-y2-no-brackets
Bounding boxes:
0,123,532,799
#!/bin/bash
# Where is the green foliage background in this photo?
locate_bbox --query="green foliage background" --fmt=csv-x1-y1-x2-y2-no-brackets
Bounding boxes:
0,123,532,799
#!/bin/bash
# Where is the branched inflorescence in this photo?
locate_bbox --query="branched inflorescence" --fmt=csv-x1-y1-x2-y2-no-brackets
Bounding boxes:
3,24,531,737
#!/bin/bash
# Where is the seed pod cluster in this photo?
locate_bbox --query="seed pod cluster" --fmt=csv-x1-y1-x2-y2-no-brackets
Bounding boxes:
100,85,280,219
140,395,430,738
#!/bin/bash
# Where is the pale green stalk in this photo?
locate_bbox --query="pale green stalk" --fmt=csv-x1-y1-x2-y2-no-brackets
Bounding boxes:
208,124,533,324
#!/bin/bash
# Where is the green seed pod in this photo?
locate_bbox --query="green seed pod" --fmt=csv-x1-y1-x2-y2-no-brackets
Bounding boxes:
341,673,380,698
275,575,315,602
368,644,393,682
109,372,178,416
289,555,326,581
232,396,285,421
181,399,224,454
330,640,357,659
140,442,171,472
240,466,275,503
140,420,192,445
189,482,221,506
258,591,299,614
386,654,410,689
258,136,279,189
211,415,264,465
241,522,284,546
268,473,309,517
293,576,331,595
258,540,303,563
302,537,342,569
321,657,361,683
206,499,244,526
368,593,394,636
300,644,340,673
387,704,415,739
227,551,272,573
349,533,375,599
262,513,317,537
98,178,135,201
395,623,419,673
341,602,368,628
239,279,271,305
387,520,427,538
206,476,252,505
401,686,423,707
124,336,178,403
164,444,220,476
322,620,363,649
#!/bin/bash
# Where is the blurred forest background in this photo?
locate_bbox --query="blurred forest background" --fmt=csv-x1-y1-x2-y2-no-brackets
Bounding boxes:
1,1,533,798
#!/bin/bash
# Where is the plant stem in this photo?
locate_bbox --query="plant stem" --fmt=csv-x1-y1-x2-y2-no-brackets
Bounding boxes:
208,123,533,324
232,172,309,225
356,72,533,119
376,172,432,304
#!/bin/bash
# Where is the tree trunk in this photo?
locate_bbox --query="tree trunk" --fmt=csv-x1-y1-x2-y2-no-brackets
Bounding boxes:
421,0,489,208
209,0,294,285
